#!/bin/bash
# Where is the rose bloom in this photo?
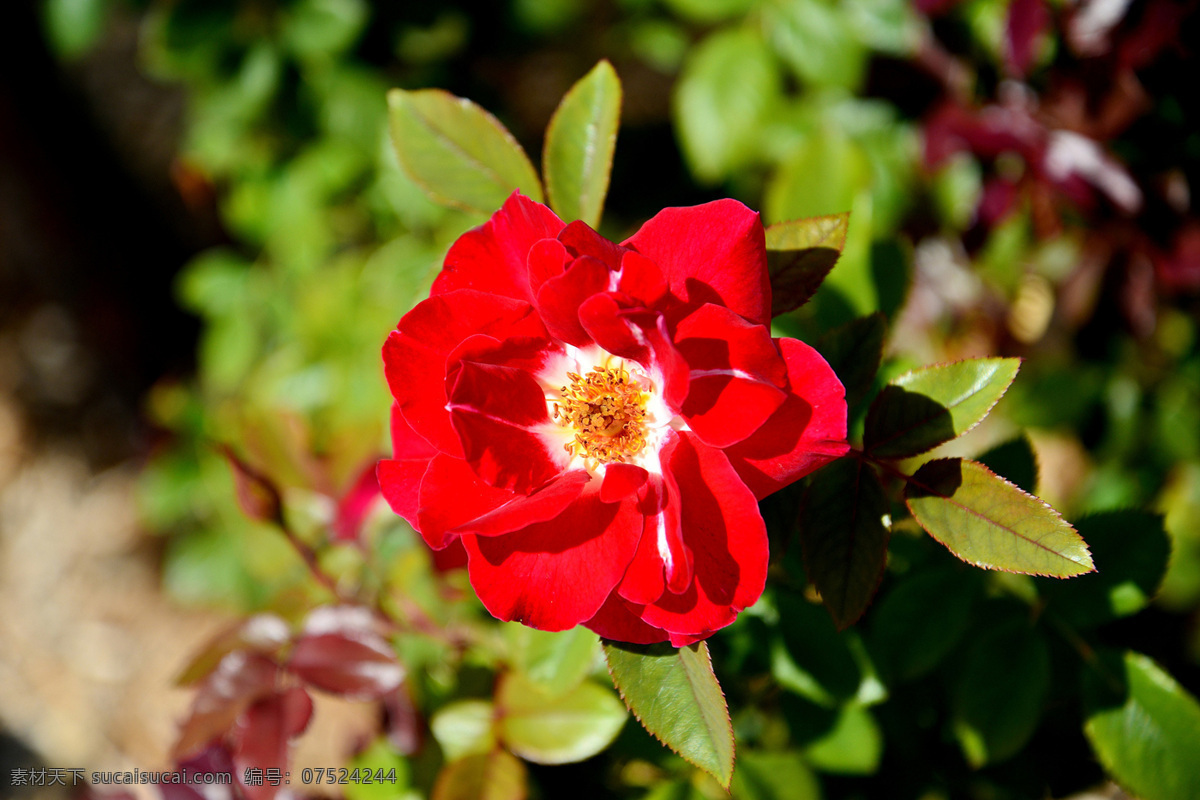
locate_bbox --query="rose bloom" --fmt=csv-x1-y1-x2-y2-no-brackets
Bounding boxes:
379,193,848,645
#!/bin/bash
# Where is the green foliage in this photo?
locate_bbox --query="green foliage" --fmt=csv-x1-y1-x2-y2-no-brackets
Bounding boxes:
543,60,621,228
496,672,628,765
604,641,734,788
906,459,1094,577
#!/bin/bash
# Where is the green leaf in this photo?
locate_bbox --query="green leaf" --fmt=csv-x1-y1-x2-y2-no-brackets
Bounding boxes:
1084,650,1200,800
496,673,626,765
951,621,1050,767
867,566,982,683
430,700,496,760
1039,511,1171,628
603,641,734,788
506,624,599,698
431,750,527,800
799,458,890,629
345,737,410,800
730,751,821,800
764,0,869,90
765,213,849,316
543,60,621,228
976,435,1038,495
42,0,109,58
864,358,1022,458
905,459,1094,577
387,88,543,215
814,313,886,411
673,28,780,183
804,704,882,775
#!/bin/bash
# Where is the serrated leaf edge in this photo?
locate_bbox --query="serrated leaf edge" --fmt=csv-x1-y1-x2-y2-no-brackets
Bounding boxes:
765,212,850,252
905,458,1095,578
601,641,735,788
865,357,1022,458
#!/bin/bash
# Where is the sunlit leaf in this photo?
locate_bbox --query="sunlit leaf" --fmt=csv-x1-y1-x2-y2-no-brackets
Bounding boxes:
603,641,734,788
1039,511,1171,628
799,458,890,629
507,624,599,698
387,88,543,214
815,313,886,411
543,60,621,228
766,212,849,316
864,358,1021,458
430,700,497,760
673,28,780,183
905,459,1094,577
496,672,626,765
343,736,410,800
1084,650,1200,800
432,750,527,800
731,751,821,799
951,620,1050,766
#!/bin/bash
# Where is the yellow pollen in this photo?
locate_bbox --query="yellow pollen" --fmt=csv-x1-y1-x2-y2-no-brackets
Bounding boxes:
552,365,649,464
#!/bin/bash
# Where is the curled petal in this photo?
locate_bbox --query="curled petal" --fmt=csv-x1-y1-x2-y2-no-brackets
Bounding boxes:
378,404,439,528
527,238,571,295
723,338,850,499
416,455,512,549
584,594,669,644
558,219,626,269
536,256,610,346
600,463,649,503
384,290,544,455
616,250,668,307
445,335,568,494
432,192,565,301
462,491,642,631
638,434,768,638
674,303,789,448
623,199,771,325
454,470,591,536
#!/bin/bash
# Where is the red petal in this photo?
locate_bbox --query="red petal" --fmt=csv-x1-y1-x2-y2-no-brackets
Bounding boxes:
578,293,649,362
535,255,611,346
600,463,649,503
723,338,849,499
431,538,468,571
623,199,771,326
461,491,642,631
454,470,591,535
416,455,514,549
384,290,544,455
431,192,564,301
638,434,768,638
558,219,626,269
617,250,668,306
527,237,571,294
333,458,383,542
617,444,693,604
378,404,439,527
445,336,566,494
584,594,670,644
674,303,788,447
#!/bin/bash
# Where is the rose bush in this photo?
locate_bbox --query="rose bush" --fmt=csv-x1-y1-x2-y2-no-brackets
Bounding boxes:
379,192,848,645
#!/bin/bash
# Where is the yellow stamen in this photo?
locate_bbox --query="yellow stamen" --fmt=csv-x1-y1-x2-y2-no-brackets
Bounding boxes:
552,364,649,464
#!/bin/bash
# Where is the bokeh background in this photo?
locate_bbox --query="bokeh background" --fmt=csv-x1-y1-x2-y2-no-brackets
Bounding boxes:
1,0,1199,797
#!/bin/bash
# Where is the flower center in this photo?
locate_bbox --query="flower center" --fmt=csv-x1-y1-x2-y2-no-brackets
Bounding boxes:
553,365,649,464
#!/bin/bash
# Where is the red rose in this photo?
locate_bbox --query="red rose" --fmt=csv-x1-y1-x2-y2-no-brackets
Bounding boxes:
379,193,848,645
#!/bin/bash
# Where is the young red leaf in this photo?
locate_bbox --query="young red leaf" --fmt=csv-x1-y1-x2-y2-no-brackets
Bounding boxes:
233,687,314,800
799,457,891,629
221,445,284,525
176,614,291,686
288,606,404,698
602,640,734,788
905,458,1094,577
174,652,281,760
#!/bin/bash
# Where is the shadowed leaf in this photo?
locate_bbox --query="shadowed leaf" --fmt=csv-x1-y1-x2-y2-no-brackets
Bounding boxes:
814,313,885,411
766,213,849,316
865,358,1021,458
603,640,734,788
543,60,621,227
977,435,1038,495
387,88,543,214
905,458,1094,577
800,458,890,629
731,751,820,799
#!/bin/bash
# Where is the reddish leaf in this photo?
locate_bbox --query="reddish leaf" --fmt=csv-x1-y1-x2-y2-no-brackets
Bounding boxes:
221,445,284,525
176,614,291,686
288,607,405,698
383,682,424,755
174,652,280,760
233,687,314,800
1005,0,1051,77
